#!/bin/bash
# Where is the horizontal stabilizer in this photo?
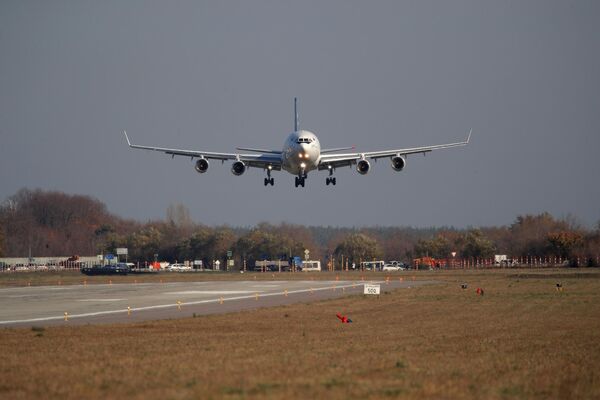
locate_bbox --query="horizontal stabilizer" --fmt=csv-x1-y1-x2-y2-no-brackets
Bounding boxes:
320,146,356,154
236,147,281,154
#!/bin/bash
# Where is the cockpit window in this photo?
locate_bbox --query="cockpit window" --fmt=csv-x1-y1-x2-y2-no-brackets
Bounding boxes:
296,137,312,144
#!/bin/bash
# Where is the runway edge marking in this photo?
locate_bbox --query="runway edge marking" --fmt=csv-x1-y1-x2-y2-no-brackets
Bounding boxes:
0,281,390,325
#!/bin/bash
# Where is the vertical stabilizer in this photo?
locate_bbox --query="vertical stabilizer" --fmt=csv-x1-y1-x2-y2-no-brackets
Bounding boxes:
294,97,299,132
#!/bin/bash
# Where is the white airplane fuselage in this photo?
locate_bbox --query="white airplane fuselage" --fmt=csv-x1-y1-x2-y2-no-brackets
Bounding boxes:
281,130,321,175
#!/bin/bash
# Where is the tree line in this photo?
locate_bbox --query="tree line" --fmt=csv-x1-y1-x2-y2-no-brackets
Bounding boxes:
1,189,599,267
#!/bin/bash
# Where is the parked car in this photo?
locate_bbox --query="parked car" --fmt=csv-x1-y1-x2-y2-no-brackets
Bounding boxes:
80,263,129,276
168,263,192,272
382,261,407,271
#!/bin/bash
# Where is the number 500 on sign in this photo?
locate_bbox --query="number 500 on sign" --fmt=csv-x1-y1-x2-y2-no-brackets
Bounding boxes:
364,284,380,295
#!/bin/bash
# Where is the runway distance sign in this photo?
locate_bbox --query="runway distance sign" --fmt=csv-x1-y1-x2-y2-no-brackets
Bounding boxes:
364,283,380,295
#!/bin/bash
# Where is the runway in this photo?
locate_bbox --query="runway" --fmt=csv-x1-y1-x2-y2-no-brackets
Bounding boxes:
0,279,432,327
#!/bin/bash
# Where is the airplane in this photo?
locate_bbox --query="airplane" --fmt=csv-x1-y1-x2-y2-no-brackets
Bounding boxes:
123,98,471,187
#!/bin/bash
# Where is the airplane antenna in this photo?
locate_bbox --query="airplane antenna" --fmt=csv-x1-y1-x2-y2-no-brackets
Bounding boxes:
294,97,299,132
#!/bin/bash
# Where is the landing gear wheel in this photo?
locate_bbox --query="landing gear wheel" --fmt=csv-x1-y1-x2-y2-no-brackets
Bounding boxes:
295,177,299,187
326,177,337,186
332,177,336,185
269,178,274,186
264,178,268,186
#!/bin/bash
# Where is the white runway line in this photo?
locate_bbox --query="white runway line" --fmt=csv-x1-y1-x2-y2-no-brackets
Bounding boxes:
164,290,256,295
77,299,126,302
0,281,377,325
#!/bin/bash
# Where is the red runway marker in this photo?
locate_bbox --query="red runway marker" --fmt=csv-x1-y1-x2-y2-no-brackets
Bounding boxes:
336,313,353,323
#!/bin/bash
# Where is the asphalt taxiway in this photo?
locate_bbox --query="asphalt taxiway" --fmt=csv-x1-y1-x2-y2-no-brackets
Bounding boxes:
0,279,433,327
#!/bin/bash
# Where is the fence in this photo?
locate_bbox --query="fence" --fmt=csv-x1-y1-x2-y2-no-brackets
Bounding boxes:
432,255,600,269
0,261,97,273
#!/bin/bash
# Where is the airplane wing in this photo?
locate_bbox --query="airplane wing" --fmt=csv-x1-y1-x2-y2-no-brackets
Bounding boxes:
123,131,282,170
318,129,471,170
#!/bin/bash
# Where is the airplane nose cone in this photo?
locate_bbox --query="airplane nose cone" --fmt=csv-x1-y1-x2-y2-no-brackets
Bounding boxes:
301,147,311,160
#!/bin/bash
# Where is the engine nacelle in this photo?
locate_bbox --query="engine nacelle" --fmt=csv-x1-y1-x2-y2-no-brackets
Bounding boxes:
231,161,246,176
391,155,406,171
356,159,370,175
195,158,209,173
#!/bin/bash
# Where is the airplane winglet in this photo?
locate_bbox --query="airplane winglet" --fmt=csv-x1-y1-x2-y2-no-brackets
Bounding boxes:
123,130,132,147
466,128,472,144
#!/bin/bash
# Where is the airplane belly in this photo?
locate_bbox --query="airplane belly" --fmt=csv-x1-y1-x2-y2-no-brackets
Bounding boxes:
282,158,318,175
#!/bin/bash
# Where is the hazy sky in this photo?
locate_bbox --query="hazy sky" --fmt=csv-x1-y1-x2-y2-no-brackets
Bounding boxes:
1,1,599,228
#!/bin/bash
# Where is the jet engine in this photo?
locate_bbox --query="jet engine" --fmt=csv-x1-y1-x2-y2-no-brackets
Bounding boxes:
391,155,406,171
195,158,209,173
356,159,370,175
231,161,246,176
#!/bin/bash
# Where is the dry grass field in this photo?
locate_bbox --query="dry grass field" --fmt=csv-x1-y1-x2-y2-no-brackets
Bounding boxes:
1,269,599,399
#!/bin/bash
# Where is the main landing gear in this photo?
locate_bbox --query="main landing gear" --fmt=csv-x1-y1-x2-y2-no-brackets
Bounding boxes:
325,166,336,186
264,177,274,186
264,169,274,186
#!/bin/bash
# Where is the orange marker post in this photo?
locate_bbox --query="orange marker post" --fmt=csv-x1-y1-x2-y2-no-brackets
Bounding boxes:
255,293,259,301
219,297,224,304
127,306,131,316
64,312,69,321
177,301,182,311
284,289,288,297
